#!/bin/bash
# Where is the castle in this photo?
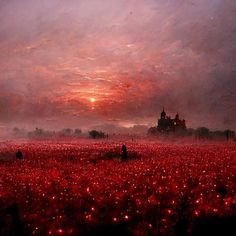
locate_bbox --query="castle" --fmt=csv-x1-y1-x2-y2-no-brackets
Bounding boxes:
157,108,186,132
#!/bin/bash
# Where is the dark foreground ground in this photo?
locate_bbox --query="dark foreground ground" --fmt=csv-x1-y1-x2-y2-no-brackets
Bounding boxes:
0,139,235,235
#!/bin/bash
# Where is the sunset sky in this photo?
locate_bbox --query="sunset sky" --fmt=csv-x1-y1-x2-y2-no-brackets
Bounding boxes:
0,0,236,131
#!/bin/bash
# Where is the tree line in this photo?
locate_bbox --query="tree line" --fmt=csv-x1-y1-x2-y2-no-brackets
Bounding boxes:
148,126,235,141
12,127,108,139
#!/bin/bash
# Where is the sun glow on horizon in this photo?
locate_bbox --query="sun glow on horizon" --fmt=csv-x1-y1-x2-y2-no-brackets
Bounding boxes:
90,98,96,103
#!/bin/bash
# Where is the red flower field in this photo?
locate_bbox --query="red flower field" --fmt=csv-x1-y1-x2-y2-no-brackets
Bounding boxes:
0,140,235,235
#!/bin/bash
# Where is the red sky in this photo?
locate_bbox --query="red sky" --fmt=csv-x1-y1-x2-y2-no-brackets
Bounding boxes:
0,0,236,131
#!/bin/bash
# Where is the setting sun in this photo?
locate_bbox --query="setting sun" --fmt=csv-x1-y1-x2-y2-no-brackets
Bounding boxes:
90,98,96,103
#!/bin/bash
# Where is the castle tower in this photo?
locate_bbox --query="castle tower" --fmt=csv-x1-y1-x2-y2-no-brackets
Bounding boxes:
161,107,166,119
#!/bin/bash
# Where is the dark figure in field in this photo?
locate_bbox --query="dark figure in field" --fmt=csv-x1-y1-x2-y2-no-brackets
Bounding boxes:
121,144,127,160
16,149,23,160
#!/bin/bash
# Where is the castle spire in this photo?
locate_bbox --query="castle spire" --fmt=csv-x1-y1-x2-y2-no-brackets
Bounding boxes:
161,107,166,119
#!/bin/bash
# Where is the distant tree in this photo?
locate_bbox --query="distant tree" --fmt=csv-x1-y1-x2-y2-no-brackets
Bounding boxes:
74,128,82,136
28,128,55,138
186,128,195,136
211,130,225,140
224,129,235,141
13,127,20,134
89,130,105,139
35,128,44,136
212,130,224,136
12,127,26,137
195,127,210,139
62,128,73,136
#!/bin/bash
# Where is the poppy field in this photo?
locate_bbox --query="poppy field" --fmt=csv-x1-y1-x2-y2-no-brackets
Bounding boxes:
0,140,235,235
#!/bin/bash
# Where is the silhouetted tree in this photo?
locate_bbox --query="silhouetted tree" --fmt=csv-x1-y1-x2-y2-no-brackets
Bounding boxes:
35,128,43,136
28,128,55,138
195,127,210,139
62,128,73,136
74,128,82,136
186,128,195,136
224,129,235,141
211,130,225,140
12,127,27,138
89,130,105,139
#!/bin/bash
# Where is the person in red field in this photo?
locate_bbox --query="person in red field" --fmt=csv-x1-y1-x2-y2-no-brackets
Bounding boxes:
16,149,23,160
121,144,127,161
